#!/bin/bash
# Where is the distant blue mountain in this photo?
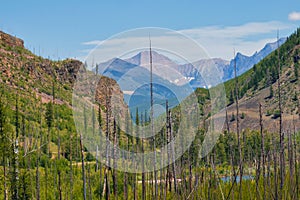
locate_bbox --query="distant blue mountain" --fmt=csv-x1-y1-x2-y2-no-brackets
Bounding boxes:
93,38,287,104
94,55,194,116
177,38,287,88
222,37,287,82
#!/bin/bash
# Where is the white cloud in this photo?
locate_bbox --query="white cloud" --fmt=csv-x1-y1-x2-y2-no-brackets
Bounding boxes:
82,40,103,46
80,21,294,63
178,21,292,60
80,31,209,65
288,12,300,21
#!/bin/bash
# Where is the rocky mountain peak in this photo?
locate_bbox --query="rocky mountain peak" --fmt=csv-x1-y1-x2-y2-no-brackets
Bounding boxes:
126,50,177,67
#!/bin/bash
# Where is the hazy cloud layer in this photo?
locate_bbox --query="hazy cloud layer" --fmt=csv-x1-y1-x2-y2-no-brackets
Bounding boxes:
81,21,293,63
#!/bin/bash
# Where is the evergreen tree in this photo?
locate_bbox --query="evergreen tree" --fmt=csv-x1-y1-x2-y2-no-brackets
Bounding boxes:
295,62,299,81
11,94,19,200
0,93,10,200
269,85,274,98
45,102,53,155
228,90,234,105
230,113,235,122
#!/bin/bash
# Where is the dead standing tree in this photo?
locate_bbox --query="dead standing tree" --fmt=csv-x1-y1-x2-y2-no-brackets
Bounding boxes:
260,103,266,199
112,118,118,199
233,50,243,199
277,32,285,194
166,100,177,193
80,106,87,200
149,37,158,200
102,83,111,200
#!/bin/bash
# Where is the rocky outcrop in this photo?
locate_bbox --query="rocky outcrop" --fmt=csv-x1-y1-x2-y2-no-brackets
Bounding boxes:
59,59,82,84
0,31,24,48
95,75,128,124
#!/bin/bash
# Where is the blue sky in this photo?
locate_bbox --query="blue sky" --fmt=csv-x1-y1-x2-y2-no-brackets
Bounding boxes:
1,0,300,61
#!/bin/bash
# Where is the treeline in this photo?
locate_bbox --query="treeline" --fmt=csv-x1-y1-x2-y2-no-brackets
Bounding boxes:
1,79,300,199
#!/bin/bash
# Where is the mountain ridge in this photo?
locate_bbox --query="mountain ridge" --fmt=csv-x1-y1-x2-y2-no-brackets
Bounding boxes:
95,38,286,89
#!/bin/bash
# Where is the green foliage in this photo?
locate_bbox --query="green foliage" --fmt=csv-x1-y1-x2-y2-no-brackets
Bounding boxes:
18,170,32,200
228,90,234,105
230,113,235,122
85,152,94,162
241,112,245,119
295,62,299,80
269,85,274,98
0,93,12,158
266,110,272,116
0,93,7,133
292,92,298,101
272,109,281,119
45,102,53,129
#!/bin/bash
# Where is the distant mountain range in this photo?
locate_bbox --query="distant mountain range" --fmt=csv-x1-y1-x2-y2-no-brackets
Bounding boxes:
94,38,286,89
93,38,287,113
95,52,193,112
172,37,287,87
222,37,287,82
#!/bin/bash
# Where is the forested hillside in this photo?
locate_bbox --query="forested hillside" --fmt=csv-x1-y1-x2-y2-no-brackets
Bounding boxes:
220,28,300,132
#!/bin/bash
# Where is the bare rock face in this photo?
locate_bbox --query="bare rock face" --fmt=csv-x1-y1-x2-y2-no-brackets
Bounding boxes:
58,59,82,84
0,31,24,48
95,76,128,119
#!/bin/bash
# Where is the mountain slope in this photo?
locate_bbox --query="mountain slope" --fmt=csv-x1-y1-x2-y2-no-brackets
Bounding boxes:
0,30,126,153
177,58,229,88
0,30,125,106
214,29,300,132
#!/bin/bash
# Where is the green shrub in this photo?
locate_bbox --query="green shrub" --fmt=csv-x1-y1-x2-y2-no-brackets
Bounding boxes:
272,110,281,119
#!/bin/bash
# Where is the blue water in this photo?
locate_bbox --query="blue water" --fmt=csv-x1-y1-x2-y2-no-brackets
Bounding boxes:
221,175,253,183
